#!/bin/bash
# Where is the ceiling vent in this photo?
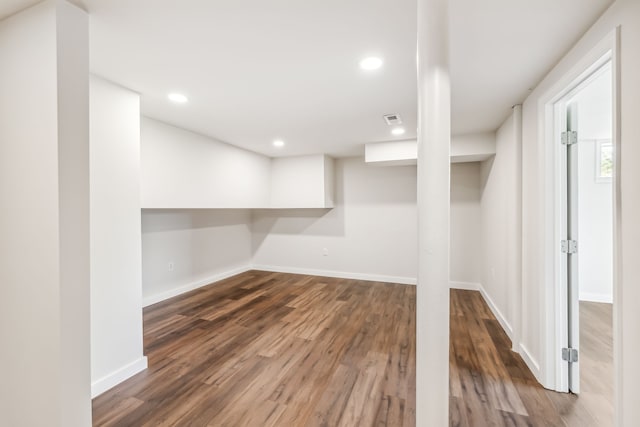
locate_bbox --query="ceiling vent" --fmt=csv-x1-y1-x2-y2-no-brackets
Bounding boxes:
383,114,402,125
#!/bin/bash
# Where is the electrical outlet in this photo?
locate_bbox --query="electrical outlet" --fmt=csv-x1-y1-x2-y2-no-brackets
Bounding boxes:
322,248,329,256
168,262,174,272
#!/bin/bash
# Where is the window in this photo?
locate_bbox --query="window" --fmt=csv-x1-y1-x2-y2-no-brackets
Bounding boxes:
595,140,613,182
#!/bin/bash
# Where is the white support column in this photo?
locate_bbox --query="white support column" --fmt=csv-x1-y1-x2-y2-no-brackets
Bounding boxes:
416,0,451,425
0,1,90,426
510,105,523,353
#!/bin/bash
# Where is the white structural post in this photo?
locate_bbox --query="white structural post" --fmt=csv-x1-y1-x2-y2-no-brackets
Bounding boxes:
0,1,91,426
416,0,451,425
510,104,523,353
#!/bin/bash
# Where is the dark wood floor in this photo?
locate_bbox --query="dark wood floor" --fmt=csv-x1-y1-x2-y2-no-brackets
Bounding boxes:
449,290,612,427
92,271,416,426
93,272,611,426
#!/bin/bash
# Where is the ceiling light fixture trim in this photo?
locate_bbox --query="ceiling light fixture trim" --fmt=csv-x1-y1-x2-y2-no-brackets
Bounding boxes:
359,56,384,71
168,93,188,103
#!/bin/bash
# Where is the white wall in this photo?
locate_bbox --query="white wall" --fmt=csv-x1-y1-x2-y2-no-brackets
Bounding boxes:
270,155,334,208
140,117,271,208
479,108,522,341
141,156,481,301
577,139,613,303
574,66,613,141
252,157,418,283
142,209,253,305
450,163,482,286
0,2,91,426
90,76,146,397
573,67,613,303
519,0,640,422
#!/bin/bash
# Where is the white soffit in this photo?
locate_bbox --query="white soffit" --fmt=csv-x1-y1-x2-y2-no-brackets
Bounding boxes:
365,133,497,165
366,140,418,166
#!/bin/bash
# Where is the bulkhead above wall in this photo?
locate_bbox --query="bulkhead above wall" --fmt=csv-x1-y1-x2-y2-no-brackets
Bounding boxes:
140,117,334,209
364,132,496,166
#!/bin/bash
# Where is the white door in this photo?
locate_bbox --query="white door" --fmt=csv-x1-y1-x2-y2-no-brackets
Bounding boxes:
562,102,581,393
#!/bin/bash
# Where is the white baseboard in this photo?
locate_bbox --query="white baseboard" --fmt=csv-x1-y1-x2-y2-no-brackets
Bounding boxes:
142,264,252,307
518,343,541,381
473,285,543,385
251,264,417,285
478,283,514,341
91,356,148,398
579,292,613,304
449,281,480,291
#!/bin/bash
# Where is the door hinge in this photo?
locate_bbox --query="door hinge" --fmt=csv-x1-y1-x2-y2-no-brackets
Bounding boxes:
561,240,578,254
562,347,579,363
561,131,578,145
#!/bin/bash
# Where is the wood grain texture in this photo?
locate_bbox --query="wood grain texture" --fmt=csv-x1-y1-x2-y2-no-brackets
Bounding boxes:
92,274,611,426
449,289,613,427
92,271,416,427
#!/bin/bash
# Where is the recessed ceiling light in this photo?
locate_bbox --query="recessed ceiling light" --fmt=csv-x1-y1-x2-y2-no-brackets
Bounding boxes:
392,127,406,136
359,57,383,71
168,93,188,103
273,139,285,147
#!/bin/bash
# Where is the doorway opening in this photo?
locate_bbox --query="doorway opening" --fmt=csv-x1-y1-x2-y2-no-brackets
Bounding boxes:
552,57,614,423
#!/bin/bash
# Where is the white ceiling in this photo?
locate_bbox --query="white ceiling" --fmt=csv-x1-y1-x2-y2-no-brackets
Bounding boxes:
449,0,612,136
1,0,613,157
0,0,39,18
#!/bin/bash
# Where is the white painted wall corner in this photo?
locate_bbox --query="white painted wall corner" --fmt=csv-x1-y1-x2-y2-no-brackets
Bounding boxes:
478,283,514,341
518,343,541,382
449,281,480,291
251,264,417,285
579,292,613,304
142,264,252,307
91,356,148,398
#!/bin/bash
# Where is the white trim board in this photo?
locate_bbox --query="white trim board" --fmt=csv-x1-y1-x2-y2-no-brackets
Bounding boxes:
473,284,543,379
478,284,514,341
91,356,148,398
142,264,415,309
449,281,480,291
251,264,417,285
537,29,619,393
579,292,613,304
518,343,541,381
142,264,252,307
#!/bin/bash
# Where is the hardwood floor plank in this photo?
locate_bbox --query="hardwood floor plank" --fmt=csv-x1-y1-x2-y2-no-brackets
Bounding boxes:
449,289,613,427
228,399,287,427
93,271,416,427
374,395,407,427
308,363,359,427
91,396,144,427
95,273,611,427
337,351,389,427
